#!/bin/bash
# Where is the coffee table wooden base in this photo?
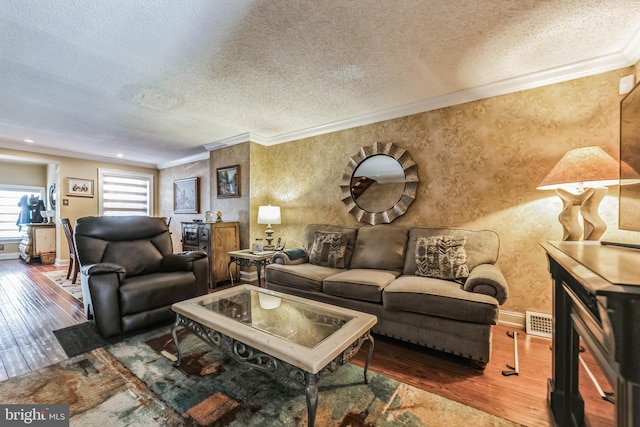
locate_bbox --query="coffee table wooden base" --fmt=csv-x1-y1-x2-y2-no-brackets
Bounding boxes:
171,314,375,427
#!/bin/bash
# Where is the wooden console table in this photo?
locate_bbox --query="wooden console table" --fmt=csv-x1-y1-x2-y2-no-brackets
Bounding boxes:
541,241,640,427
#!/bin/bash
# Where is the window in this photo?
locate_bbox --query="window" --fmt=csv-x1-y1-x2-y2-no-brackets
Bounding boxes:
98,169,154,216
0,185,45,240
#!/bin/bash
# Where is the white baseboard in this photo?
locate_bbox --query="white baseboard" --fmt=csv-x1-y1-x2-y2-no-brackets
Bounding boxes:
498,310,526,329
0,252,20,260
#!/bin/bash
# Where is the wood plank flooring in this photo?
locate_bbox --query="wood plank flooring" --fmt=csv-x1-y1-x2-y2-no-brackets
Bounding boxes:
0,258,616,426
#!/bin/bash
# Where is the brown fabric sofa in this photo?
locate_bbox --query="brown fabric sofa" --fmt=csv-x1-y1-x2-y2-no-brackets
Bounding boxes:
265,224,509,369
74,216,209,338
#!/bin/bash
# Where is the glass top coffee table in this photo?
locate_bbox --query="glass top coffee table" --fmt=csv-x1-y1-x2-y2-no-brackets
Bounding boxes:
171,284,377,427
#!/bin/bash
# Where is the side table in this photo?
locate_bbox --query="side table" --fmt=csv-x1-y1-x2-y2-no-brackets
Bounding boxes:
227,249,275,287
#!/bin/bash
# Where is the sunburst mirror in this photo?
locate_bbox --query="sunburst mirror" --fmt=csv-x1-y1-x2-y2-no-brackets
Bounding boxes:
340,142,419,225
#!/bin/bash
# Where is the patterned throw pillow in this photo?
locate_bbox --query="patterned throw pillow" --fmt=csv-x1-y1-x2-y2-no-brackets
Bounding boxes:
309,231,347,269
415,235,470,282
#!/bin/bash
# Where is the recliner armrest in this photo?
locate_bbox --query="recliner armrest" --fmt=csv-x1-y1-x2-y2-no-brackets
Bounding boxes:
272,248,309,265
80,263,126,338
81,263,126,281
162,251,207,271
463,264,509,305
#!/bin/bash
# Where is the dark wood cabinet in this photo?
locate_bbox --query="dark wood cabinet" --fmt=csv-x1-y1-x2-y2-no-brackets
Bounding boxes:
181,222,240,287
542,241,640,427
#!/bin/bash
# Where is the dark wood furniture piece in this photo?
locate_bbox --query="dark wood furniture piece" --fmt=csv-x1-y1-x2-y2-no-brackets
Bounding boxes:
181,221,240,288
18,223,56,263
542,241,640,427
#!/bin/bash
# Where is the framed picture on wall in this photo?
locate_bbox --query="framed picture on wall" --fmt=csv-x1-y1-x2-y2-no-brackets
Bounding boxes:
173,177,200,213
66,177,94,198
216,165,240,198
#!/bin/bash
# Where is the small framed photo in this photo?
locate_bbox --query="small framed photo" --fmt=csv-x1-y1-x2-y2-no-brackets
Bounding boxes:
173,177,200,213
217,165,240,198
66,177,94,198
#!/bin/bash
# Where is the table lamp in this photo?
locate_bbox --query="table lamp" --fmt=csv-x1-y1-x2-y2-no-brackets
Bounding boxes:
257,205,281,249
537,146,619,241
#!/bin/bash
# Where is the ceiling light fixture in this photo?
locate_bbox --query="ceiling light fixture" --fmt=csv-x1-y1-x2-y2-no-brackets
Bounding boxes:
24,139,34,143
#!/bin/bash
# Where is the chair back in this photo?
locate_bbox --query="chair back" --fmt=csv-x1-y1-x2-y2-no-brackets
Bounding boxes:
75,216,172,278
60,218,76,258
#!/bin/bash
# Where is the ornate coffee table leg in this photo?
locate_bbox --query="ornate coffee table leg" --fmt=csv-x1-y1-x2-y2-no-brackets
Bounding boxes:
363,334,375,384
305,372,319,427
171,315,184,367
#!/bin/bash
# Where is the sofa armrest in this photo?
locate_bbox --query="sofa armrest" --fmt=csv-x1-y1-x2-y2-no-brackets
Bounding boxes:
81,262,126,281
272,248,309,265
464,264,509,304
162,251,207,272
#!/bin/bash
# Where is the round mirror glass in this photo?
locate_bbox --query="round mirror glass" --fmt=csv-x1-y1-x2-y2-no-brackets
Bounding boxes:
351,155,405,212
340,142,419,225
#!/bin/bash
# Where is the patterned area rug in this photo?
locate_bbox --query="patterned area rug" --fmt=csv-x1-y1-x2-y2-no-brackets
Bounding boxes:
43,269,83,301
0,326,522,426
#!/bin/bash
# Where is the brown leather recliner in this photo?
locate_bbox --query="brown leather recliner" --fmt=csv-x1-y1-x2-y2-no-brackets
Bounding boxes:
74,216,209,338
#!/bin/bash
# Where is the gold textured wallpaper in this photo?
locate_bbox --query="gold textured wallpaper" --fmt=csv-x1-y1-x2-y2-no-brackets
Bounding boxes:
252,67,640,315
162,65,640,317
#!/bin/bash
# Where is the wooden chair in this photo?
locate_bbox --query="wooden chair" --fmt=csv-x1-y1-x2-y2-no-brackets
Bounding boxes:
60,218,79,284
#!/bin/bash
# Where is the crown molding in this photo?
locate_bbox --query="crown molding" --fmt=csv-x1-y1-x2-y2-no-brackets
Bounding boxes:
623,25,640,64
202,132,269,152
156,151,210,169
202,53,636,151
0,138,157,169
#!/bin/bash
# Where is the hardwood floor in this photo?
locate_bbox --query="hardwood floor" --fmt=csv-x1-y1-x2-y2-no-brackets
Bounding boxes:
0,258,616,426
0,259,85,381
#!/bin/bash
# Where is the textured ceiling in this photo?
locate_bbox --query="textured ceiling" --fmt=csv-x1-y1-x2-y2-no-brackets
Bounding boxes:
1,0,639,168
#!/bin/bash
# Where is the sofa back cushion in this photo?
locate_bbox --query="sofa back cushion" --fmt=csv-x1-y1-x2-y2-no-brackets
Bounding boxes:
350,225,409,272
303,224,359,268
75,216,173,278
404,227,499,276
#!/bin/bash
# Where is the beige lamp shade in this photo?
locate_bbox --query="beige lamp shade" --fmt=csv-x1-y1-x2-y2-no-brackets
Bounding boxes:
537,146,619,190
257,205,281,225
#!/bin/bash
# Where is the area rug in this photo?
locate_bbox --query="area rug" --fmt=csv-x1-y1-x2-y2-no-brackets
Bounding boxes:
53,321,171,358
43,269,83,301
1,326,522,427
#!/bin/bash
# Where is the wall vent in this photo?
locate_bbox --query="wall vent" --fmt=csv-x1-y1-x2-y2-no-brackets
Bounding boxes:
525,311,552,338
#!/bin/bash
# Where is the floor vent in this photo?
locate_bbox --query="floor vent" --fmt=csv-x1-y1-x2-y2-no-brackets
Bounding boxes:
525,311,552,338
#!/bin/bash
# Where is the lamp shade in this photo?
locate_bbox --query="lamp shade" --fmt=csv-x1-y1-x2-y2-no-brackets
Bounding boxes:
257,205,281,224
537,146,619,190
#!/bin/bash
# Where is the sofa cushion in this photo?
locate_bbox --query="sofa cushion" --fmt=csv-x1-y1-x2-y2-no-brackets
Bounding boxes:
350,225,408,272
404,228,499,276
323,269,401,302
265,263,344,292
383,276,499,325
303,224,359,268
415,235,469,282
309,231,348,268
119,271,196,316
